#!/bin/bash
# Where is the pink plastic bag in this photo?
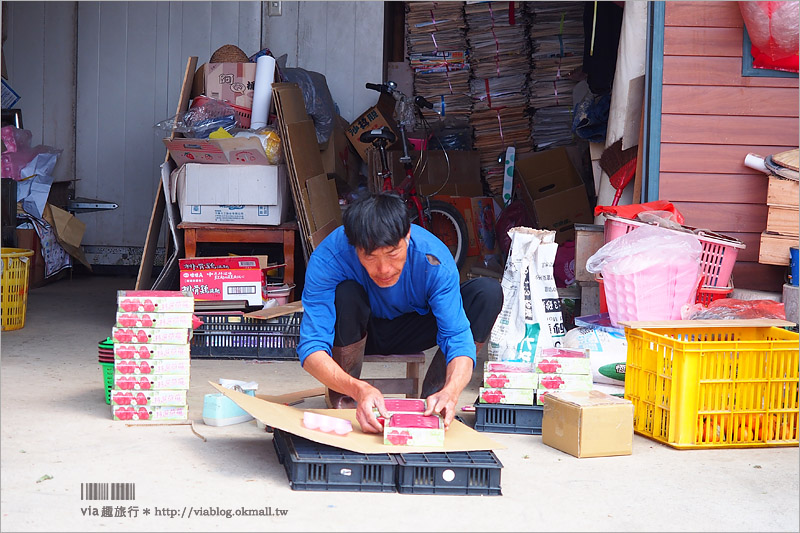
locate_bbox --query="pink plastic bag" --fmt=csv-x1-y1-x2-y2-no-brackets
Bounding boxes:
739,1,799,73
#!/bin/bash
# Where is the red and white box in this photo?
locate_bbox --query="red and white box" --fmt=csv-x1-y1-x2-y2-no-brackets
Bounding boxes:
115,312,197,329
179,269,262,306
114,375,191,391
112,405,189,421
114,343,190,360
537,373,593,405
483,372,539,389
111,327,192,345
479,387,535,405
178,255,269,272
384,413,445,447
534,348,592,374
117,290,194,313
111,390,187,407
115,359,191,376
484,361,535,373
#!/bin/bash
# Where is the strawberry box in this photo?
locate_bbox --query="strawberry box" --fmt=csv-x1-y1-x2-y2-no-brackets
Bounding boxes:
178,255,269,271
110,389,187,407
114,359,190,376
483,371,539,389
537,373,593,405
483,361,535,373
111,327,191,345
383,413,445,447
179,268,263,307
117,290,194,313
533,357,592,375
114,375,191,391
114,343,190,360
479,387,536,405
374,398,427,426
112,405,189,421
115,312,197,329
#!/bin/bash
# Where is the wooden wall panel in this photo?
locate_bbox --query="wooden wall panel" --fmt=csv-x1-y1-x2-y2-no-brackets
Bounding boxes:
663,26,743,57
660,144,795,174
662,86,799,117
663,56,799,88
659,173,768,204
731,262,786,293
672,202,768,233
661,115,799,146
665,1,742,28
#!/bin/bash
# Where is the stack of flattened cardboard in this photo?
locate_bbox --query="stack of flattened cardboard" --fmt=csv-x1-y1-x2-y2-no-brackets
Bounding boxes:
272,83,342,260
465,2,533,195
759,148,799,266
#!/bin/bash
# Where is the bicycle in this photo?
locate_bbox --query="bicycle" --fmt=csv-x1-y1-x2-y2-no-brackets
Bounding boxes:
359,81,469,269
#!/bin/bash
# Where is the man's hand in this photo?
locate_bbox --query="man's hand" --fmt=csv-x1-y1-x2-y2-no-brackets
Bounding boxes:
353,382,389,434
423,355,473,430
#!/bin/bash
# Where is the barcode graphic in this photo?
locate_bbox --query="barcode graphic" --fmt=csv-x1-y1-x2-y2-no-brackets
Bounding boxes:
81,483,135,501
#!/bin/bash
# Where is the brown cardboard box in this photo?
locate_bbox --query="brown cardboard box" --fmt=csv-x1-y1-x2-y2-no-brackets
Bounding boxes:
15,228,45,288
367,149,483,197
204,62,257,110
346,93,400,161
541,390,634,458
321,115,361,188
516,146,593,243
574,223,605,282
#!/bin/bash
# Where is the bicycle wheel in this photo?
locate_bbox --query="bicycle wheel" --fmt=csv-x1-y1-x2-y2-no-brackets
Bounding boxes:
410,200,468,269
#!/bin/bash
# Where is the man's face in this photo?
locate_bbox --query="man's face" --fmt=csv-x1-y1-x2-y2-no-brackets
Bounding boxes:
355,233,410,288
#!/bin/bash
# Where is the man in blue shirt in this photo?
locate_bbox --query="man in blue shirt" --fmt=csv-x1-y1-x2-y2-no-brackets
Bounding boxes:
298,192,503,434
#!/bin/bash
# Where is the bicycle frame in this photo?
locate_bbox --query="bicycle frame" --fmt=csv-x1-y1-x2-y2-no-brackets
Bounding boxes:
377,123,428,229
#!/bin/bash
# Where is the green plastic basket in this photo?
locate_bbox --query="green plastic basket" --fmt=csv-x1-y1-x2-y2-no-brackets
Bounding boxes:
100,362,114,405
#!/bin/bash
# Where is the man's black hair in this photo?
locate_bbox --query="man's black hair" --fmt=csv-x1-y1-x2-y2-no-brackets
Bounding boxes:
342,192,410,254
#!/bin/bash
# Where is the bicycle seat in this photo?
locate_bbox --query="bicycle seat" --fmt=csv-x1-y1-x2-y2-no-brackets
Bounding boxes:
359,127,397,145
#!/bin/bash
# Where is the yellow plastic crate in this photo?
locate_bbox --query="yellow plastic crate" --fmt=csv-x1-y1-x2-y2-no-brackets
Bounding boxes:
1,248,34,331
624,326,799,449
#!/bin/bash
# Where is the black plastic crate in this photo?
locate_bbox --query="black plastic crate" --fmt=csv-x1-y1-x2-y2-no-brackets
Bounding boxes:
272,429,397,492
395,450,503,495
474,400,544,435
190,312,301,360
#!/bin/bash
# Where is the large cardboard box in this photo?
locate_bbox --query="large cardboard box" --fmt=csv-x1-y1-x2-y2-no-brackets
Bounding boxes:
15,228,45,288
516,146,593,243
171,163,289,225
321,115,361,187
574,223,605,282
541,390,634,458
163,137,270,167
367,149,483,197
346,93,400,161
204,62,257,110
179,268,262,306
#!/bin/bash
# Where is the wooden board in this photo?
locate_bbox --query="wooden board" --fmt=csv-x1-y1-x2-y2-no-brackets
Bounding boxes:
660,114,799,147
732,261,787,293
767,176,800,207
664,26,743,57
663,56,800,88
135,56,197,290
766,206,800,237
773,148,799,172
660,173,767,204
665,1,743,28
759,232,796,266
662,86,800,117
618,319,795,329
672,201,767,233
660,144,797,174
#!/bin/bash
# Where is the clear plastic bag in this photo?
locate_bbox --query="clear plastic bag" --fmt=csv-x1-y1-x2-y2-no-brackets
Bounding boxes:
154,97,238,138
586,224,702,276
682,298,786,320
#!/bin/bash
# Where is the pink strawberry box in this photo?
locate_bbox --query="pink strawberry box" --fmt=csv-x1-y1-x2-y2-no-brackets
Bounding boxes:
114,359,190,376
374,398,427,424
114,343,190,360
536,373,593,405
111,327,191,345
110,389,187,407
483,371,539,389
112,405,188,421
115,312,197,329
114,375,190,391
483,361,535,373
534,356,592,375
117,290,194,313
383,413,444,447
539,348,590,358
479,387,535,405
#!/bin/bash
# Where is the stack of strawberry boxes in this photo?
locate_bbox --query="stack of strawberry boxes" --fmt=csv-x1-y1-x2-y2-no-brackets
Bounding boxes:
479,348,592,407
110,290,195,421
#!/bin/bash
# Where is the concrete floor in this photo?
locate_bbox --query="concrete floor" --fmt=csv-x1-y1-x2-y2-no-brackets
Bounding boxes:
1,273,798,533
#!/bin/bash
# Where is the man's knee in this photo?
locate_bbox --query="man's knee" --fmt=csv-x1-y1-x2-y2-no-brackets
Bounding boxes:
460,277,503,342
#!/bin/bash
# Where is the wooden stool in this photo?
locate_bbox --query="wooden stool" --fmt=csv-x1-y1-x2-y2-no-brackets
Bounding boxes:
362,353,425,398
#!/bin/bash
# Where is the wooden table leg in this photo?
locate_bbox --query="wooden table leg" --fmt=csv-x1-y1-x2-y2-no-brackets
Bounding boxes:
183,229,197,258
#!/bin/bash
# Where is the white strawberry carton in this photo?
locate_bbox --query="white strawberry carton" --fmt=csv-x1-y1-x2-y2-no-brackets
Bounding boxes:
483,371,539,389
114,359,190,376
478,387,535,405
114,343,190,360
536,373,593,405
374,398,427,426
115,312,197,329
383,413,444,447
484,361,535,373
117,290,194,313
534,348,592,375
114,374,190,391
112,405,188,421
111,327,191,345
110,389,187,407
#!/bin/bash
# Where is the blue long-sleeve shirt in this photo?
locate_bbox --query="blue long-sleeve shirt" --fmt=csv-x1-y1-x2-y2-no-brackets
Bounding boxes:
297,224,475,367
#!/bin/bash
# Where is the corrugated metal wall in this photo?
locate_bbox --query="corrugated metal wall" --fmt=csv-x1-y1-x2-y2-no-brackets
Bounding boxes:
659,1,799,292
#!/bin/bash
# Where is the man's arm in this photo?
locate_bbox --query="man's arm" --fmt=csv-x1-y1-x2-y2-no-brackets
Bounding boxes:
302,351,389,434
423,355,473,430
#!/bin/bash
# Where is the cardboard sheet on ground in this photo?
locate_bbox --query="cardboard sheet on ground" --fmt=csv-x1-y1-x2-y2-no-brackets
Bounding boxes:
210,382,505,454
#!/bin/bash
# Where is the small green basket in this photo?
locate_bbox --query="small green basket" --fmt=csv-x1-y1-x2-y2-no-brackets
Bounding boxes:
100,362,114,405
